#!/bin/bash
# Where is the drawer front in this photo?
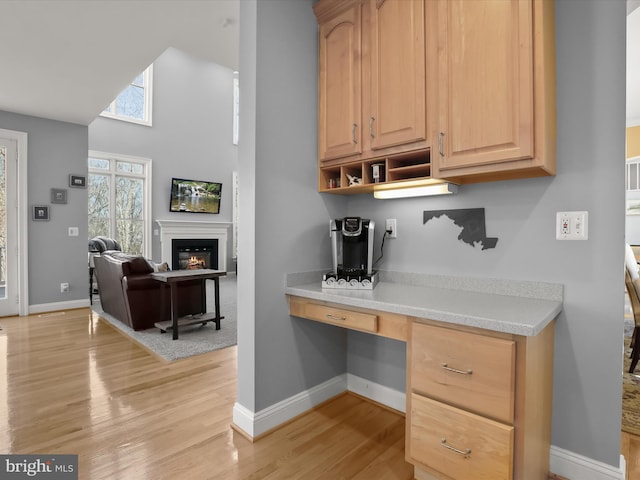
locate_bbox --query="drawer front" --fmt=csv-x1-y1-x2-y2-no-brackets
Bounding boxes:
410,322,515,423
409,394,514,480
290,299,378,333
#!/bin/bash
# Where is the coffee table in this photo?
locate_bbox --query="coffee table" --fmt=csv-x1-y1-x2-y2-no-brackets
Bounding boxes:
151,269,227,340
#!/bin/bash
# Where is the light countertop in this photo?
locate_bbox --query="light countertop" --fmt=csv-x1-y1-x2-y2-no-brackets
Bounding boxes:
285,271,563,337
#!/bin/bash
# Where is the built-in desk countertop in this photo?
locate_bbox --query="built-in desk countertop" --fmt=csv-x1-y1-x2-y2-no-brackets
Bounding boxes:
285,271,563,337
285,270,561,479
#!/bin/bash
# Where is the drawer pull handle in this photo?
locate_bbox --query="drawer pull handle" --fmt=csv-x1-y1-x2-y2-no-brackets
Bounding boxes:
326,314,346,322
441,363,473,375
440,437,471,458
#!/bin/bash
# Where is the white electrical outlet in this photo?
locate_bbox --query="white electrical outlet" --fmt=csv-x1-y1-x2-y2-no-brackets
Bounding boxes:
556,211,588,240
60,282,69,293
68,227,79,237
385,219,397,238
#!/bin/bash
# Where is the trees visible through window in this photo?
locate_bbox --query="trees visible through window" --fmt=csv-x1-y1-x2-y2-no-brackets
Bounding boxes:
101,65,153,126
88,152,151,256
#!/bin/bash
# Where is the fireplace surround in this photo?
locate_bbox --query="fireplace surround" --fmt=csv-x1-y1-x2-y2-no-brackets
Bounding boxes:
156,220,230,272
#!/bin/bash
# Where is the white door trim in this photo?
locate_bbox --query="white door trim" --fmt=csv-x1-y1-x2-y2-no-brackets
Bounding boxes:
0,128,28,316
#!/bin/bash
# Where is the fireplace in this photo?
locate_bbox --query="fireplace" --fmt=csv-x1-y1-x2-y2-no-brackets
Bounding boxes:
156,220,231,272
172,239,218,271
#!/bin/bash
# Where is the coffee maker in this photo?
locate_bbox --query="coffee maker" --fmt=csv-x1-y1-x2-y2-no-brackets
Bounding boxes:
322,217,378,289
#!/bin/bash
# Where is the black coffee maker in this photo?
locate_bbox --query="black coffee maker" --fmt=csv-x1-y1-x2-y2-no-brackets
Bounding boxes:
323,217,377,289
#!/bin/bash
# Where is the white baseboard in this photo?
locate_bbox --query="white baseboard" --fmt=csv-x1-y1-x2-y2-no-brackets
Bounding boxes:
29,299,90,315
550,446,626,480
233,374,347,438
233,375,627,480
346,373,406,413
232,402,256,438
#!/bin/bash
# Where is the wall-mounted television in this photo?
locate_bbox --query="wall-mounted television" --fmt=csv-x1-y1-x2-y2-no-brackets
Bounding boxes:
169,177,222,214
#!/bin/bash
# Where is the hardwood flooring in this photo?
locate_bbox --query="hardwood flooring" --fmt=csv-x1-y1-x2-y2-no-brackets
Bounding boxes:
623,431,640,480
0,307,589,479
0,308,412,480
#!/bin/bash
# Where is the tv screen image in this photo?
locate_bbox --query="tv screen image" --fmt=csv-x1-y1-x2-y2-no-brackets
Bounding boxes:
169,178,222,214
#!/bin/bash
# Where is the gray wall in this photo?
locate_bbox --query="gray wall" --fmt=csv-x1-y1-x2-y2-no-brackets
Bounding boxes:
237,0,349,412
0,111,88,306
239,0,626,469
88,47,237,268
0,0,625,470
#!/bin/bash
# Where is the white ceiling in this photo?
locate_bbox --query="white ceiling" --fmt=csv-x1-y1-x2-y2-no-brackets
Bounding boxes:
0,0,239,126
0,1,636,128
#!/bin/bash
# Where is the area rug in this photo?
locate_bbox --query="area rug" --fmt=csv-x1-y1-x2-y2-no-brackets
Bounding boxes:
92,274,237,362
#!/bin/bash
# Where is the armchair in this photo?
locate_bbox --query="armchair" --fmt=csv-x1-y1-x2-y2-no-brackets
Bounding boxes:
93,251,204,331
88,236,122,305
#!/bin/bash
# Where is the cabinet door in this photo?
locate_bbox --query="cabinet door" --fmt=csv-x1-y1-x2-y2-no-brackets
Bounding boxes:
367,0,426,152
318,4,363,162
433,0,534,171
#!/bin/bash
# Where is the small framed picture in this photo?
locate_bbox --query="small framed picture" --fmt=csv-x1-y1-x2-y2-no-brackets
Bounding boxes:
32,205,50,221
51,188,67,204
69,174,86,188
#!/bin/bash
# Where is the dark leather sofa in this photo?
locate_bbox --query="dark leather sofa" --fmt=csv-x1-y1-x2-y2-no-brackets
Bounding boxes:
93,251,205,331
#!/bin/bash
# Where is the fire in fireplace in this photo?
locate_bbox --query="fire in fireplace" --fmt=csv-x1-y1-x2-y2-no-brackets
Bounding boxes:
171,239,219,271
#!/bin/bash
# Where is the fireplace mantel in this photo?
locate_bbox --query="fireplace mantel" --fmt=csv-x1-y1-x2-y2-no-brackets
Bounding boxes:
156,220,231,272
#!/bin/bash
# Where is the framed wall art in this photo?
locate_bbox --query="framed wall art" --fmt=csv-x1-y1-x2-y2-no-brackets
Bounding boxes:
32,205,50,221
51,188,67,204
69,174,86,188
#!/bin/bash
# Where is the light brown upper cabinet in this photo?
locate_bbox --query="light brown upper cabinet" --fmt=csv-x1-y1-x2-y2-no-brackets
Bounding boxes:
315,0,428,166
316,2,363,162
429,0,556,184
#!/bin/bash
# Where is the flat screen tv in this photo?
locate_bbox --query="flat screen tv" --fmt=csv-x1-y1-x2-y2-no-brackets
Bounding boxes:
169,178,222,214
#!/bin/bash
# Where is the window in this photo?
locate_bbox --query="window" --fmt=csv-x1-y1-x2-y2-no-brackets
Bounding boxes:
88,152,152,256
0,145,5,287
233,71,239,145
628,157,640,191
101,65,153,126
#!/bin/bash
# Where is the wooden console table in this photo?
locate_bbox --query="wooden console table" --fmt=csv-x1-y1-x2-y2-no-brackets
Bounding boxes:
151,269,226,340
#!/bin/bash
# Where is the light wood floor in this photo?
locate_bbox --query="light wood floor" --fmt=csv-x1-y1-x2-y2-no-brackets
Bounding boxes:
0,307,596,479
0,308,413,480
623,431,640,480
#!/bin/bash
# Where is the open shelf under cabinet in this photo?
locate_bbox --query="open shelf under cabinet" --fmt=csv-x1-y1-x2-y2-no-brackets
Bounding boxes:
319,149,451,194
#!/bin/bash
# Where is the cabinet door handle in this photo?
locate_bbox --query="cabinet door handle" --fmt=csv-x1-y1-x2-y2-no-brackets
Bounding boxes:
369,116,375,139
441,362,473,375
352,123,359,145
438,132,445,157
326,314,346,322
440,437,471,458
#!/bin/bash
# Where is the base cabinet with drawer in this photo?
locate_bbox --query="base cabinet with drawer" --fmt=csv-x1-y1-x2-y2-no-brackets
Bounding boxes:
287,295,408,341
407,321,554,480
286,294,555,479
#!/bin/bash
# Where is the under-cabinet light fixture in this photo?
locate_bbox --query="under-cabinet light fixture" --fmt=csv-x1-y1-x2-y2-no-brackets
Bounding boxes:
373,183,458,199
